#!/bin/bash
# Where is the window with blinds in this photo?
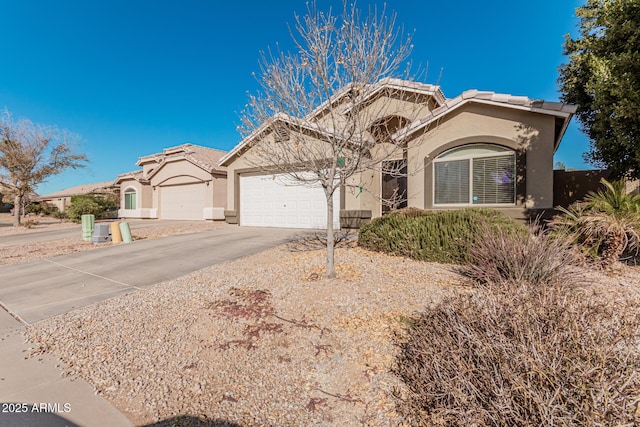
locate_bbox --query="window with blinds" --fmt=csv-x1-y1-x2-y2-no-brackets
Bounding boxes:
434,159,470,204
433,144,516,206
472,155,515,204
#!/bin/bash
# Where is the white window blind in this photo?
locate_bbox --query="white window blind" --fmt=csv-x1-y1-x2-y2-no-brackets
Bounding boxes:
434,159,470,204
472,155,516,204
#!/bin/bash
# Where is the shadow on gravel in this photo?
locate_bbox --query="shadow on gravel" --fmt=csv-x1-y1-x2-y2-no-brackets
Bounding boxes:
286,229,358,252
143,417,241,427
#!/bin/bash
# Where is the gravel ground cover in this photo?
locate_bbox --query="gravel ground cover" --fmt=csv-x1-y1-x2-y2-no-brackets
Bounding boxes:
0,214,77,236
27,244,464,426
0,220,230,265
24,234,640,426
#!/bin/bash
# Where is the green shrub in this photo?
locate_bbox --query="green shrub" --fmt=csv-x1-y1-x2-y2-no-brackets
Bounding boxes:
66,194,117,222
358,208,527,264
27,202,58,216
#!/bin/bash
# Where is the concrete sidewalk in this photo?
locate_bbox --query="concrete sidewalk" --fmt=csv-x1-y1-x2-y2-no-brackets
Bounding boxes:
0,309,134,427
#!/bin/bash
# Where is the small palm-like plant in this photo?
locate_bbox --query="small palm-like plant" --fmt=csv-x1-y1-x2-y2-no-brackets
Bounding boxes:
584,178,640,215
551,179,640,267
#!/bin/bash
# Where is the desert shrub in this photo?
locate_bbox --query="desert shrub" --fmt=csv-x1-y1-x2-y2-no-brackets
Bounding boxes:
22,219,39,229
463,223,580,287
66,194,118,222
358,208,527,264
27,201,58,216
393,283,640,426
51,209,66,220
551,179,640,267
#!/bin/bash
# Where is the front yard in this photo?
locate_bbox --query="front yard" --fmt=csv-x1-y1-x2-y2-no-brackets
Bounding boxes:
25,240,640,426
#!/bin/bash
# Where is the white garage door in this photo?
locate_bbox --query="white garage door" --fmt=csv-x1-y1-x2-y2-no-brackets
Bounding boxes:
160,183,206,220
240,173,340,229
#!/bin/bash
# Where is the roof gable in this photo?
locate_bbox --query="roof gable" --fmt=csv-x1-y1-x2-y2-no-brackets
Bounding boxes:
220,79,577,166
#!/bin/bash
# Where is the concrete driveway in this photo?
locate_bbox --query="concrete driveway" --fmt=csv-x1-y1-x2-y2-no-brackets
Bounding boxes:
0,226,302,324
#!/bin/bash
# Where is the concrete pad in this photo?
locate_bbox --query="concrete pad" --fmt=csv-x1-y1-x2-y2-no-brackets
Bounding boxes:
0,310,133,427
0,260,136,324
0,227,300,324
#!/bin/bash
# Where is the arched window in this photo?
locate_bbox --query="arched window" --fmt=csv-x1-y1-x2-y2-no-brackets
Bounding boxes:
124,188,137,210
433,144,516,205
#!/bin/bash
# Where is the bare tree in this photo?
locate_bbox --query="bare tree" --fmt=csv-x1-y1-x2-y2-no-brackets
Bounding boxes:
239,2,431,278
0,110,87,226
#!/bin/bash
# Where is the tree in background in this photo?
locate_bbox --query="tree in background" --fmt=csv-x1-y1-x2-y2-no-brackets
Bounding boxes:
0,111,87,226
239,1,424,278
559,0,640,179
66,193,118,222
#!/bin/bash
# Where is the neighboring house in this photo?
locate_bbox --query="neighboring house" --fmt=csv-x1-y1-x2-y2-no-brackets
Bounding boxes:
38,181,118,213
219,78,577,229
116,144,227,220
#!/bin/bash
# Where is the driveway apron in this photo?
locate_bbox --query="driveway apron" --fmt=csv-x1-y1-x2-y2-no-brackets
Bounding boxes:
0,226,300,324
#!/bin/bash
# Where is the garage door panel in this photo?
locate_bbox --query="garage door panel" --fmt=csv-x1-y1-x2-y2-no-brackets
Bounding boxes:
240,173,340,229
160,183,206,220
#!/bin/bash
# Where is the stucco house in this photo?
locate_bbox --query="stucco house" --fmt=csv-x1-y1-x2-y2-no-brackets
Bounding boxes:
116,144,227,220
38,181,118,213
219,78,576,229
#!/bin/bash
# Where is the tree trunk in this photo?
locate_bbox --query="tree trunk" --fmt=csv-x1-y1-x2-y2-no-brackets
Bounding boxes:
326,192,336,278
13,194,21,227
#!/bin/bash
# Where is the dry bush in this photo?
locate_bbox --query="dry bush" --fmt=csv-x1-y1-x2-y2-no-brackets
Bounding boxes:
392,227,640,426
393,284,640,426
463,223,581,287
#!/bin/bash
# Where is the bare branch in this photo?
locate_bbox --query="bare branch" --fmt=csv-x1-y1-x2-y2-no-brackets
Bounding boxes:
237,1,434,278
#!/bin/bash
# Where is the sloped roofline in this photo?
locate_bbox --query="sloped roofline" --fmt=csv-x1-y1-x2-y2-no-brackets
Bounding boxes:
395,89,577,150
219,113,357,166
220,81,577,166
308,77,446,120
39,180,118,199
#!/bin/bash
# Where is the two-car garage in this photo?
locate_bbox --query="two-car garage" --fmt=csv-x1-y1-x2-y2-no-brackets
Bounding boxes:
239,173,340,229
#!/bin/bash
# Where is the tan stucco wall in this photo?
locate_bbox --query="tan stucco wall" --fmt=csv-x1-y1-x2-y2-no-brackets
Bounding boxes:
146,159,227,211
225,101,560,221
120,179,153,209
403,104,556,211
313,92,434,133
150,159,213,187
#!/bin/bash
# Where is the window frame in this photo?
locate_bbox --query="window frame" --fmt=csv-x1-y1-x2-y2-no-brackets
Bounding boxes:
124,188,137,210
432,145,516,207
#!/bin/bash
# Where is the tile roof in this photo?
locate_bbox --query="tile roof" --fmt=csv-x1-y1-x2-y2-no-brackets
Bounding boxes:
39,180,117,199
219,79,578,166
399,89,577,141
138,144,227,173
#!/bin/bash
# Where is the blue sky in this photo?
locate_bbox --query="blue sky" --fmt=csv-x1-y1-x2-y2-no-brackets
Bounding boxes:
0,0,588,195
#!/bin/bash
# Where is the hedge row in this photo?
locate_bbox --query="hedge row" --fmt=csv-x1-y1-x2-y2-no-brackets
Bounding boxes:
358,208,527,264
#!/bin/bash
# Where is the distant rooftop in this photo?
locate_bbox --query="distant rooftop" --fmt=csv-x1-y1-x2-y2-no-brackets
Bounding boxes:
39,181,117,199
